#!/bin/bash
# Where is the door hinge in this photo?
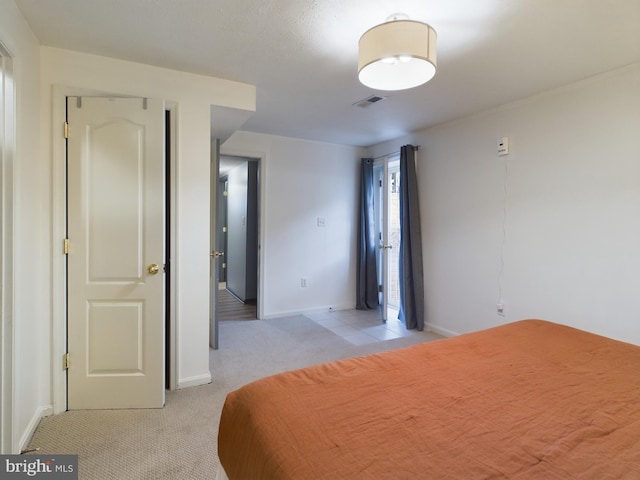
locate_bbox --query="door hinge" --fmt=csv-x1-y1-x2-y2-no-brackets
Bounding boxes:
222,262,227,269
63,352,70,370
64,122,69,139
222,226,227,233
63,238,70,255
223,190,228,197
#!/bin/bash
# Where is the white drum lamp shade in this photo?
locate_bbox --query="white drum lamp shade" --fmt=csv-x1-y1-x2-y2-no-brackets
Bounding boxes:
358,18,437,91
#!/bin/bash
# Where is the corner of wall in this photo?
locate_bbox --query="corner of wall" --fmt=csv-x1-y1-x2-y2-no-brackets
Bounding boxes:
18,405,53,453
177,373,212,390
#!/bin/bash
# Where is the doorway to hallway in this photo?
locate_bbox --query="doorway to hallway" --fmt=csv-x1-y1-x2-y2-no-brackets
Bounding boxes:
217,155,259,322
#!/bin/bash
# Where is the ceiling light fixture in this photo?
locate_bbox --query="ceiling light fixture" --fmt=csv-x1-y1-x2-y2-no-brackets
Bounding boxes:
358,13,437,91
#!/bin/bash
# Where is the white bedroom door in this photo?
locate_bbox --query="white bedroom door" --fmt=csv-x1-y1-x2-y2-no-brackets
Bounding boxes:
66,96,165,409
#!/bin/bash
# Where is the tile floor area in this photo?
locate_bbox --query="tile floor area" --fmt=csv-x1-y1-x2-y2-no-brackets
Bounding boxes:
306,307,430,346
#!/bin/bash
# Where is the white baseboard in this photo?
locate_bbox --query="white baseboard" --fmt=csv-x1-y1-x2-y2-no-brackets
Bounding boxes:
263,304,355,319
425,323,460,338
177,372,212,389
19,405,53,454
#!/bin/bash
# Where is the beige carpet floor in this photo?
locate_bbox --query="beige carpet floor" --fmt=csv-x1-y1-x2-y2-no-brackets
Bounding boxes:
25,314,442,479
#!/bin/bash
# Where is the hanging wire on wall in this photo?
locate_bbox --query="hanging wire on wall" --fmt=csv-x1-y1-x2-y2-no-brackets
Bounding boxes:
497,147,509,314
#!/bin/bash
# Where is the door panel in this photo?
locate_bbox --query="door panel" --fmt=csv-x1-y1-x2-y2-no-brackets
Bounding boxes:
374,156,401,322
88,302,143,373
67,96,165,409
386,162,401,312
373,161,387,320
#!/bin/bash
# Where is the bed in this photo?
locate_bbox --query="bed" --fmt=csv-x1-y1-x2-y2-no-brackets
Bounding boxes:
217,319,640,479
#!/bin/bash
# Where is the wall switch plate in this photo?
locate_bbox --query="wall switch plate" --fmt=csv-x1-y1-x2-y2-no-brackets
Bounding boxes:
496,303,505,316
317,217,326,227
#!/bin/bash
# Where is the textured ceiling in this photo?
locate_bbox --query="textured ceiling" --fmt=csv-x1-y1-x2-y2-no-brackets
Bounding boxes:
15,0,640,147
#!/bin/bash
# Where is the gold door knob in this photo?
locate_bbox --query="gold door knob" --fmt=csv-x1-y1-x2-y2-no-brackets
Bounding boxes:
147,264,160,275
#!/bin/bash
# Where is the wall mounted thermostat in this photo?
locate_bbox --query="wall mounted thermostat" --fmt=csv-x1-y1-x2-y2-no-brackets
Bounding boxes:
498,137,509,156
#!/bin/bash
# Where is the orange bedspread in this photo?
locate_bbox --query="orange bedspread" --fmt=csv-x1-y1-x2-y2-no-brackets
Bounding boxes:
218,320,640,479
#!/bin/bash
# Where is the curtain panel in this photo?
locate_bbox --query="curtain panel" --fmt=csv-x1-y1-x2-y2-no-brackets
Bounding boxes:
356,158,379,310
399,145,425,330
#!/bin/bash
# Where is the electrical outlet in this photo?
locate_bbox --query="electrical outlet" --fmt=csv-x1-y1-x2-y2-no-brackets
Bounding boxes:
301,277,308,288
496,303,505,316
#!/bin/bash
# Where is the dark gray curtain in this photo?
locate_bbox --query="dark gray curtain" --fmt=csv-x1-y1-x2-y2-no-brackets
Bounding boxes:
356,158,378,310
399,145,425,330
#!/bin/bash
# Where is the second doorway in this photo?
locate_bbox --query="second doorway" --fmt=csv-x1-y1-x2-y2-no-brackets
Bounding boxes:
217,155,259,321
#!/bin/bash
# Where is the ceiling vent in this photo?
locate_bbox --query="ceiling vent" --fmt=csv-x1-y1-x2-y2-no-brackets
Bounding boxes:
353,94,388,108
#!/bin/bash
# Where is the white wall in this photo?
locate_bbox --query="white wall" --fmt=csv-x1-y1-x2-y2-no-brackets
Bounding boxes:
369,63,640,344
0,0,45,453
222,131,365,317
0,0,44,453
226,161,249,299
39,48,255,391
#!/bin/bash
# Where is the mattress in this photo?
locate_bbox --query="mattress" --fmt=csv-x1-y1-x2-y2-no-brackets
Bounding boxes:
218,319,640,479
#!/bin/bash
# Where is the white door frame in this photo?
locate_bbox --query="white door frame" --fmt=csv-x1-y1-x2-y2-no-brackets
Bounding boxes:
373,159,389,320
0,41,16,453
51,86,179,413
373,154,401,322
210,139,220,349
